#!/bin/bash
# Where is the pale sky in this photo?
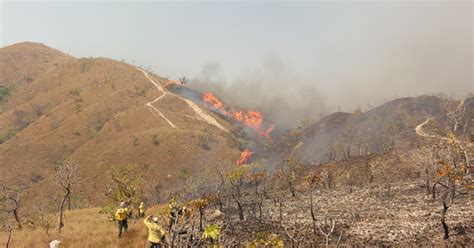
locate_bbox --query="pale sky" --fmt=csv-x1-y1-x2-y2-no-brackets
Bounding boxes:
1,1,472,120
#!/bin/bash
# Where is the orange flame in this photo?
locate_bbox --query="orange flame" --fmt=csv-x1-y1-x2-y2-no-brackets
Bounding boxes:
236,149,254,166
203,92,225,111
259,125,274,142
202,93,274,141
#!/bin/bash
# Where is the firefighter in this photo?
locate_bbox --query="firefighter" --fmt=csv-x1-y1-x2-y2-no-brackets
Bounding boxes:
144,215,166,248
139,202,146,218
168,198,191,230
115,202,129,238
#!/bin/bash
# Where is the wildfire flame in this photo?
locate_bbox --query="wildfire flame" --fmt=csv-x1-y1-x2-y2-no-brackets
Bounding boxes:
236,149,254,166
202,92,275,165
203,92,225,110
202,92,274,141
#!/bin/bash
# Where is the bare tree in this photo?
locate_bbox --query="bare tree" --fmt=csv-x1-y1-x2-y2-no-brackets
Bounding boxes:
2,223,13,248
423,129,471,239
35,203,54,235
304,172,323,234
226,166,248,221
282,221,309,247
283,157,303,197
317,216,336,248
179,76,189,85
54,158,77,232
342,123,357,158
0,184,22,229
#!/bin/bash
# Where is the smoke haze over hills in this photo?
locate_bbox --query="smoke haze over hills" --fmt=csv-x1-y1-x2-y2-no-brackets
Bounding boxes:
3,1,472,128
188,2,472,128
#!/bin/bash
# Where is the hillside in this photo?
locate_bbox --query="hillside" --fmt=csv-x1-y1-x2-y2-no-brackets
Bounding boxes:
0,42,472,247
1,173,472,247
0,42,241,210
287,95,472,164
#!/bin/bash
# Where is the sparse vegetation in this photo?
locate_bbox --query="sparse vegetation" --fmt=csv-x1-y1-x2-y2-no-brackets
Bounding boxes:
0,86,10,102
132,136,139,146
69,89,83,112
151,134,160,146
0,128,15,144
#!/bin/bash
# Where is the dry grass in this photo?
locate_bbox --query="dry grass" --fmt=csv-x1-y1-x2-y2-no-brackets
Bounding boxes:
0,207,160,248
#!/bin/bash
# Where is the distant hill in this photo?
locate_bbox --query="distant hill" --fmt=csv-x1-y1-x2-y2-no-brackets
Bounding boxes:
286,95,472,164
0,42,240,209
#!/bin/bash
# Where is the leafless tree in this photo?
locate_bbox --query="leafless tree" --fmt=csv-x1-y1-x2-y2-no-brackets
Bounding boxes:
179,76,189,85
0,184,22,229
54,158,77,232
317,216,336,248
2,223,13,248
283,157,303,197
282,221,309,247
422,119,471,239
226,166,249,221
35,203,54,235
342,123,357,158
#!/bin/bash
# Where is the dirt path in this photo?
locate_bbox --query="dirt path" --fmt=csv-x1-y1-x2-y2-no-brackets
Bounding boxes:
415,117,436,138
415,98,468,140
137,68,229,132
137,68,178,129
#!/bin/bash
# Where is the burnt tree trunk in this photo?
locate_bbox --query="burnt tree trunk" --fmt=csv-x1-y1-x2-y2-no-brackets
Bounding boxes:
425,174,431,195
12,209,21,229
278,198,283,222
289,181,296,197
58,187,71,232
217,193,223,212
237,200,244,221
432,182,439,200
441,201,449,239
232,193,244,221
310,193,317,235
199,207,204,231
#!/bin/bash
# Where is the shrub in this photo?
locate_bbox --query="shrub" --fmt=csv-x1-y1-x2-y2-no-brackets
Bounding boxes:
0,85,10,102
247,232,284,247
202,224,221,242
151,134,160,146
0,128,16,144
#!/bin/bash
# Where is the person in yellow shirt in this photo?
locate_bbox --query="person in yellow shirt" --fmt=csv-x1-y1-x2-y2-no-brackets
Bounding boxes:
115,202,129,238
139,202,146,218
144,215,165,248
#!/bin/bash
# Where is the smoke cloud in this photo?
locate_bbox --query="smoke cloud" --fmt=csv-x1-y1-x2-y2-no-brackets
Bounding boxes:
189,1,472,130
191,54,327,129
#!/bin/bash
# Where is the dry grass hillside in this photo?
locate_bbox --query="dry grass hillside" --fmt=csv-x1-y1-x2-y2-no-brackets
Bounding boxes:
0,42,240,211
0,208,149,247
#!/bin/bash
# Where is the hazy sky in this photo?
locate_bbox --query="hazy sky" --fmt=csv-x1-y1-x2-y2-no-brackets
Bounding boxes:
1,1,472,125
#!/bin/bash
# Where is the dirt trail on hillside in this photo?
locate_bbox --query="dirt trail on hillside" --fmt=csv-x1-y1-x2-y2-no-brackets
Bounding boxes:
181,98,229,132
415,117,436,138
415,98,466,140
137,68,229,132
137,68,178,129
